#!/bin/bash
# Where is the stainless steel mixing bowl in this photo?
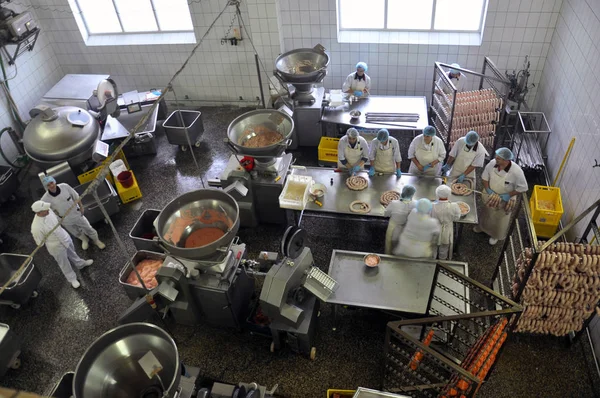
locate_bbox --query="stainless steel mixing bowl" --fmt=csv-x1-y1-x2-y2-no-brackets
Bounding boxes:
274,47,330,83
154,189,240,260
73,323,180,398
227,109,294,158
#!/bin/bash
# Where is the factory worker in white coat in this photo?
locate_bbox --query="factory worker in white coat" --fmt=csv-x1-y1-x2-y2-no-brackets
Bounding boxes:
337,128,369,174
435,63,466,95
41,176,106,250
408,126,446,176
431,185,461,260
30,201,93,289
342,62,371,97
441,131,487,182
474,148,528,245
384,184,416,255
394,199,441,259
368,129,402,177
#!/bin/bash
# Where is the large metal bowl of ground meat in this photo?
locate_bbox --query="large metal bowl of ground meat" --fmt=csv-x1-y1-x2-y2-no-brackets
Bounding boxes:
227,109,294,157
154,189,240,260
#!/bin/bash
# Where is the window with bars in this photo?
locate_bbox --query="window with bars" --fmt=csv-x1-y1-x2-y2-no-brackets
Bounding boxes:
72,0,194,35
338,0,488,32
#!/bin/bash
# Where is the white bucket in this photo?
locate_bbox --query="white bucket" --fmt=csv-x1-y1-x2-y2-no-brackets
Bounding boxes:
109,159,127,178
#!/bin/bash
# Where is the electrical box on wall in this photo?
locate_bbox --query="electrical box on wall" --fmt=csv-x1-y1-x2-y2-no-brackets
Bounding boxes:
0,1,40,65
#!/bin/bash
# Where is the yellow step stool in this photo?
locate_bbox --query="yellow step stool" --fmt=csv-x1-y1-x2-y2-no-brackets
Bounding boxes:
115,171,142,204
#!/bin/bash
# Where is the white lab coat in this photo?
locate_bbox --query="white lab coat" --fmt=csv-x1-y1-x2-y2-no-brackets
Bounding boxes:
369,137,402,173
448,138,487,179
342,72,371,93
42,183,99,243
337,135,370,169
394,210,441,258
384,199,416,255
431,200,461,260
31,212,87,283
479,160,528,240
408,135,446,176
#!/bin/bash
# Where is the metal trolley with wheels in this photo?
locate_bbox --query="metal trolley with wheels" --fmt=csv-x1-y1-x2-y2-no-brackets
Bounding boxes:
0,323,21,377
163,110,204,151
0,253,42,309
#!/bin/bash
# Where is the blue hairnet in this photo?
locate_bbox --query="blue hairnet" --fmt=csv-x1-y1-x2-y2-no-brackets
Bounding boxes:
465,130,479,145
42,176,56,186
416,198,432,214
449,63,461,75
423,126,436,137
356,62,368,72
495,147,514,161
347,128,359,138
401,184,416,199
377,129,389,142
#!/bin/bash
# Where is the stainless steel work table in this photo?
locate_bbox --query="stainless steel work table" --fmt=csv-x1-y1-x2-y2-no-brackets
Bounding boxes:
286,167,477,255
321,95,429,131
327,250,469,329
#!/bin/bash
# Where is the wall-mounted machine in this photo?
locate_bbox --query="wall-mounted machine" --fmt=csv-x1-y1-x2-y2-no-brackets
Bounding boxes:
274,45,330,148
0,0,39,65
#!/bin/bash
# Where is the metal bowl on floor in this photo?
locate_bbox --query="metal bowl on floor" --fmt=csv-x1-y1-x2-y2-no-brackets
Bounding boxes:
154,189,240,260
274,46,330,83
72,323,180,398
226,110,294,158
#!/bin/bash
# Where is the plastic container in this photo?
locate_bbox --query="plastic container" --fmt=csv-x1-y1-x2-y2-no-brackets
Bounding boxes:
117,170,134,188
119,250,166,299
318,137,339,166
533,221,560,239
529,185,564,225
129,209,163,252
109,159,127,178
116,171,142,204
77,150,130,185
279,175,313,210
163,110,204,146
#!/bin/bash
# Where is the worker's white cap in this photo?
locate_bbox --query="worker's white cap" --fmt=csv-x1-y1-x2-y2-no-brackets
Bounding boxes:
31,200,51,213
436,185,452,199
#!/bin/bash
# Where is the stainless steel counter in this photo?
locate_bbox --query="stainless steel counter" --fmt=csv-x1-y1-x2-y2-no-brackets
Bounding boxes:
289,167,478,224
321,95,429,131
327,250,468,315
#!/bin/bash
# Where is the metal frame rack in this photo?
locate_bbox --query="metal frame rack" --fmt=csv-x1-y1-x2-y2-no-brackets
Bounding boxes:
383,263,522,397
510,112,552,184
430,58,511,155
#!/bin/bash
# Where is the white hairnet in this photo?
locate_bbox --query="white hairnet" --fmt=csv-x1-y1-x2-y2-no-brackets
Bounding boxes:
347,128,359,138
450,63,461,75
436,185,452,199
416,198,432,214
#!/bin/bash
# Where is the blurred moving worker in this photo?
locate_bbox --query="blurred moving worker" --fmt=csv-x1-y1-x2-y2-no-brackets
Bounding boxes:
337,128,369,175
474,148,528,245
442,130,487,181
31,200,93,289
342,61,371,96
431,185,461,260
408,126,446,176
435,63,466,95
42,176,106,250
394,199,441,258
369,129,402,177
384,184,416,255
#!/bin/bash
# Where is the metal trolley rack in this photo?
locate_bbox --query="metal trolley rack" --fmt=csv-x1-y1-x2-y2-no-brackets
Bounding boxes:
383,263,522,397
430,58,511,155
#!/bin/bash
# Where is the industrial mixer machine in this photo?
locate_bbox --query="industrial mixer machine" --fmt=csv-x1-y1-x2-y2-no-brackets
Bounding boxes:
209,109,295,227
274,44,330,148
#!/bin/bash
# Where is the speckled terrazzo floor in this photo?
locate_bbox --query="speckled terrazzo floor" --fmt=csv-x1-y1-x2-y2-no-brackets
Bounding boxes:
0,106,598,397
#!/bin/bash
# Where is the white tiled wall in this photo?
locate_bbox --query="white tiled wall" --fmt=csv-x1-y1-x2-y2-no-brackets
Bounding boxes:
535,0,600,241
279,0,562,104
0,1,62,166
31,0,281,107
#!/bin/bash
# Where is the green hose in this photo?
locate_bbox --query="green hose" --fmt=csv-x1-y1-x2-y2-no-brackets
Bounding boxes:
0,127,24,168
0,57,26,132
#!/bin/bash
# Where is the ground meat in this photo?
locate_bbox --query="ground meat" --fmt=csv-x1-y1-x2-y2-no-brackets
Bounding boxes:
163,208,232,245
126,258,163,289
185,227,225,248
239,126,284,148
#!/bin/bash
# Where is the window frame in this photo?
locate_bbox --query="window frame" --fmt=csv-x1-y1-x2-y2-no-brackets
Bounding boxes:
337,0,487,34
73,0,194,36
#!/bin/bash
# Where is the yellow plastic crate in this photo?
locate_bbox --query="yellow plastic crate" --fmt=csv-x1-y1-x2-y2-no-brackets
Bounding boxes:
326,389,355,398
533,221,560,238
529,185,563,225
77,150,130,185
318,137,339,166
115,171,142,204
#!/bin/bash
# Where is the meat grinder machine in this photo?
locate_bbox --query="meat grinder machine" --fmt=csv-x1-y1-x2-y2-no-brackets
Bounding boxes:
119,189,255,330
208,109,295,227
273,44,330,148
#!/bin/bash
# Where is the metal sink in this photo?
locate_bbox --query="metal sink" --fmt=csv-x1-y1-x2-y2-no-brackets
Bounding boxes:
102,104,159,141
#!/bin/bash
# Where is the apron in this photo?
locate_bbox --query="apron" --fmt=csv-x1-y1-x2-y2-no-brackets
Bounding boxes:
373,144,395,173
351,77,366,92
409,140,439,176
337,141,364,169
480,167,514,240
449,144,478,179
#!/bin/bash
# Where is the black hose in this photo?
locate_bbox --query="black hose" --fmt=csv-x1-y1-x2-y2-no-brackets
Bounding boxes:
0,127,24,168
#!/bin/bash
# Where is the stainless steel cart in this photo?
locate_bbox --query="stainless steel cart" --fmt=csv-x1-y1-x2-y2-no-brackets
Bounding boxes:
0,323,21,377
0,253,41,309
163,110,204,151
74,178,120,224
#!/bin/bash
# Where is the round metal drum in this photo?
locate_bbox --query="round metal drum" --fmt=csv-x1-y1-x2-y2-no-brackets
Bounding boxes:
274,47,330,83
227,110,294,158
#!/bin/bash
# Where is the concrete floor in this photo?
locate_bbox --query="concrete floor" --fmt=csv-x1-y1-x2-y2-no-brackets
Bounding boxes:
0,106,599,397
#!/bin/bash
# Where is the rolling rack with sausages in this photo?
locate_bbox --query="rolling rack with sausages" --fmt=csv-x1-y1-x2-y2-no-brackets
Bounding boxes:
430,58,511,156
383,263,521,397
491,195,600,341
